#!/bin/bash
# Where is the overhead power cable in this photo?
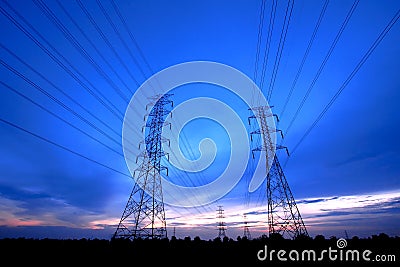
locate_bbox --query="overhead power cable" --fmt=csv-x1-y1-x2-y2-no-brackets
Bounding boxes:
266,0,294,102
33,0,130,103
0,1,124,120
0,117,131,178
284,0,359,137
284,7,400,167
0,81,124,157
280,0,330,119
259,0,277,100
0,43,122,139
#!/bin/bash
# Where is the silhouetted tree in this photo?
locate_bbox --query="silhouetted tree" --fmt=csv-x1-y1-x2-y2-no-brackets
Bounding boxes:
213,237,221,243
193,236,201,243
314,234,326,241
269,232,284,241
1,232,398,265
295,233,311,241
378,233,390,240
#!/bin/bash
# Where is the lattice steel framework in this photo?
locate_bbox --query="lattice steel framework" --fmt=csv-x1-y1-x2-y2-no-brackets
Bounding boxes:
249,106,308,239
217,205,227,238
113,94,173,240
243,214,251,240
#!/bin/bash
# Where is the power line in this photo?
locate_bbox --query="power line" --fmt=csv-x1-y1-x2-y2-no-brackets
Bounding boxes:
248,0,268,208
24,0,218,214
266,0,294,102
109,1,211,193
0,1,125,121
0,81,124,157
106,2,207,175
109,0,154,75
253,0,267,86
1,2,209,212
33,0,131,104
107,0,215,201
55,0,133,96
0,43,122,139
251,0,266,106
3,65,206,213
0,117,131,178
259,0,277,99
280,0,330,119
284,0,359,137
95,0,148,80
64,0,152,135
0,58,123,148
285,7,400,165
94,0,160,104
75,0,140,88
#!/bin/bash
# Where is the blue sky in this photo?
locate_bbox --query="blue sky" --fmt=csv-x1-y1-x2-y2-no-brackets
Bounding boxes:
0,0,400,240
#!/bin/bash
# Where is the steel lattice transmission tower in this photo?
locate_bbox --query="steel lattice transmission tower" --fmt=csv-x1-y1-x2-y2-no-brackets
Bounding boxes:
113,94,173,240
243,214,251,240
217,206,227,238
249,106,308,239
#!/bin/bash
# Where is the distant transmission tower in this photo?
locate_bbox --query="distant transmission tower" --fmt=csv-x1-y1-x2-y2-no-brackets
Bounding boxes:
113,94,173,240
243,214,251,240
249,106,308,239
217,206,227,238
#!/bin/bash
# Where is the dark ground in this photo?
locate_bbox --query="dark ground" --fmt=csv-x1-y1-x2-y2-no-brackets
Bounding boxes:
0,233,398,266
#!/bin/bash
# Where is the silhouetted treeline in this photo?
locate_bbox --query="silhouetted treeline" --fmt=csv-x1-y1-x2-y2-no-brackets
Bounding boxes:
0,233,398,265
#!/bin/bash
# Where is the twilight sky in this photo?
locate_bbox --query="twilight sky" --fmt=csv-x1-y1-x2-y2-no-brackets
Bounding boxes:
0,0,400,240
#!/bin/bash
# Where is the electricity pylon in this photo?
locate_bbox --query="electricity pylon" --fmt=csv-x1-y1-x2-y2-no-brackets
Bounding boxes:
243,214,251,240
217,205,227,238
249,106,308,239
113,94,173,240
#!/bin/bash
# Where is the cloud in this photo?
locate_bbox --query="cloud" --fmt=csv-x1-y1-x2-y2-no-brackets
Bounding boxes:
334,152,379,167
166,189,400,238
0,188,121,230
0,225,115,239
297,196,339,204
297,191,400,217
1,187,400,239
